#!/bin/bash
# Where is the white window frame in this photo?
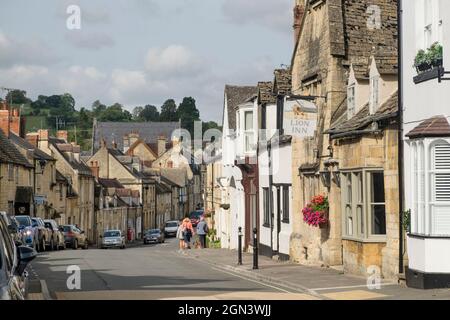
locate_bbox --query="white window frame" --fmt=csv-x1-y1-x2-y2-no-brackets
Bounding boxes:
409,138,450,237
341,168,387,242
369,75,380,114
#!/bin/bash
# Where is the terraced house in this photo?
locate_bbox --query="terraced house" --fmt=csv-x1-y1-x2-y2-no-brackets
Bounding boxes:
290,0,400,280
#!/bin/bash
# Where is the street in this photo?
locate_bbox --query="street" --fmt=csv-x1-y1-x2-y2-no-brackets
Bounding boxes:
29,239,315,300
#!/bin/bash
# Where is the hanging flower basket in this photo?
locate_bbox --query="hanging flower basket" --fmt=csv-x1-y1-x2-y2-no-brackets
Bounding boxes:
302,195,329,228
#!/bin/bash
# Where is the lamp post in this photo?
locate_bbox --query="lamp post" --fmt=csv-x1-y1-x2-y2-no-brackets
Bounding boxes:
253,228,258,270
238,227,243,265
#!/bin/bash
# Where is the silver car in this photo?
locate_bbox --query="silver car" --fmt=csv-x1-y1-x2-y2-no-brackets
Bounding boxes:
101,230,126,249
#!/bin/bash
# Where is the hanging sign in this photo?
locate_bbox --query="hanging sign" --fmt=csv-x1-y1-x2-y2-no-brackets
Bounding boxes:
283,98,317,137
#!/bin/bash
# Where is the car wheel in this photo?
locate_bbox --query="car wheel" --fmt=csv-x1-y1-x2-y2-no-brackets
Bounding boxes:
73,239,78,250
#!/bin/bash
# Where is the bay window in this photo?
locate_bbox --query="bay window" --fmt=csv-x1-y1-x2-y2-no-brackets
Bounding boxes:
410,139,450,236
341,169,386,240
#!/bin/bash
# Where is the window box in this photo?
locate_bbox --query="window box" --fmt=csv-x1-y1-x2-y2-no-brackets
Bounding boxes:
413,43,443,83
413,67,441,84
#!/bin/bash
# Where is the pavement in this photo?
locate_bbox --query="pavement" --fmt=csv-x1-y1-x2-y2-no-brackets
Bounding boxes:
179,247,450,300
28,238,450,300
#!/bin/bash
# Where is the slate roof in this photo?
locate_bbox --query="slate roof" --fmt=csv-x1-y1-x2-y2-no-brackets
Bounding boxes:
10,133,54,161
406,116,450,139
224,85,258,129
258,82,277,105
343,1,398,78
98,178,125,189
0,130,33,168
273,69,292,95
93,121,181,153
49,137,92,176
328,91,398,138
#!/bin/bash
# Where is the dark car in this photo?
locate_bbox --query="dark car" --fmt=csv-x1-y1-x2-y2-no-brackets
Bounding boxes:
44,220,65,250
0,212,37,300
60,225,88,250
189,210,204,228
15,216,38,250
144,229,165,244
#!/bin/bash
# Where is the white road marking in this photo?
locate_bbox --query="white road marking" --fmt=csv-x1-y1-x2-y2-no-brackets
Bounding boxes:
210,266,292,294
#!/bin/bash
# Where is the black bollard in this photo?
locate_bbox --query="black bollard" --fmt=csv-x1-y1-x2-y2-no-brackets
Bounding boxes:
253,228,258,270
238,227,243,265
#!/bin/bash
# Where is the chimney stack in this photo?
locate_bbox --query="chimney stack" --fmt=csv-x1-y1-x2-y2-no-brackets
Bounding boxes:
90,161,100,178
26,133,39,147
157,136,167,157
293,2,305,44
57,130,68,143
0,102,10,137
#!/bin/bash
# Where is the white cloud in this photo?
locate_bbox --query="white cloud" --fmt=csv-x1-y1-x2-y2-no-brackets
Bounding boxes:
221,0,292,35
145,45,204,78
65,31,115,50
0,31,58,68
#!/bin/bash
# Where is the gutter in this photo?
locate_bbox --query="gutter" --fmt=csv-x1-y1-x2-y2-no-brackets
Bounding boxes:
329,129,381,140
397,0,405,275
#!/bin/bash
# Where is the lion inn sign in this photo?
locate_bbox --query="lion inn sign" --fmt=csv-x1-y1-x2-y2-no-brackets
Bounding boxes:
283,98,317,138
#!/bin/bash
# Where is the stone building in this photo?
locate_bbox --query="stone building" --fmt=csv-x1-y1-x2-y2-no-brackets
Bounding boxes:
31,130,96,240
88,141,154,236
290,0,399,279
0,129,34,215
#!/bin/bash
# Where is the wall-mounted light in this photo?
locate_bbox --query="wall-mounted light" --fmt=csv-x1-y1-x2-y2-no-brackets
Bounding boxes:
319,169,331,189
37,159,47,174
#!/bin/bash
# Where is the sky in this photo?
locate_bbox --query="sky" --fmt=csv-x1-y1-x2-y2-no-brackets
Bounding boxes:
0,0,293,123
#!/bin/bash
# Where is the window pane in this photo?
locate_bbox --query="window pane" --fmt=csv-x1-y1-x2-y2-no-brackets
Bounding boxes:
346,174,352,203
372,204,386,235
371,172,385,203
245,111,253,130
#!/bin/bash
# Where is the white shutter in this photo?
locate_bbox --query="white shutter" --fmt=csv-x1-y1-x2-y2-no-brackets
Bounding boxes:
434,143,450,202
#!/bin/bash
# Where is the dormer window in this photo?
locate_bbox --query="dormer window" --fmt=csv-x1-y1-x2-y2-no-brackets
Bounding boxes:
369,75,380,114
347,84,356,119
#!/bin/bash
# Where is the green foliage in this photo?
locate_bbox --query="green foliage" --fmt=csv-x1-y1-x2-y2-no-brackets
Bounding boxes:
414,42,444,71
138,104,160,122
5,89,31,105
177,97,200,136
160,99,178,122
98,103,132,122
402,209,411,233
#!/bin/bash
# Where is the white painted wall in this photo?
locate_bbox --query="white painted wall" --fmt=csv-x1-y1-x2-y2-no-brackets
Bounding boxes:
403,0,450,274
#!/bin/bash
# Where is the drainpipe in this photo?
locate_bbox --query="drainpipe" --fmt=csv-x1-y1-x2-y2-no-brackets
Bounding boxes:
397,0,405,275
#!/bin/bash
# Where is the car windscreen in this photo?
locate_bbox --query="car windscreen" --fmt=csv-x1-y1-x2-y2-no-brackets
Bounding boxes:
16,216,31,227
104,231,120,237
147,230,160,234
165,222,178,228
61,226,72,232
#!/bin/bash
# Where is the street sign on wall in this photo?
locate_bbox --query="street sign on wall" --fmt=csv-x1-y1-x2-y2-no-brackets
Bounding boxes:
283,98,317,138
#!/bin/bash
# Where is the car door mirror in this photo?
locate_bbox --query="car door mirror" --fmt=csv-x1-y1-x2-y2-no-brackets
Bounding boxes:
16,246,37,276
80,230,85,234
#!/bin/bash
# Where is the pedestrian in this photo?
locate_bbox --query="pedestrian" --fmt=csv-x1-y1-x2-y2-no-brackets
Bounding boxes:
182,217,194,249
196,217,209,249
176,219,185,251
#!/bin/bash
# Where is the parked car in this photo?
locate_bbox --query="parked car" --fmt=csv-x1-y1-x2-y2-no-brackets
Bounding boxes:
144,229,165,244
0,212,37,300
0,213,21,244
14,216,38,250
189,210,204,227
100,230,126,249
44,220,65,250
164,220,179,237
31,217,51,252
60,225,88,250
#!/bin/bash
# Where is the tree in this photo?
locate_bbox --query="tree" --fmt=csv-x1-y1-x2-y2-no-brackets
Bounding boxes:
132,106,144,120
202,121,221,135
177,97,200,136
31,95,48,110
139,105,160,122
99,103,132,122
92,100,107,117
160,99,178,122
5,90,31,105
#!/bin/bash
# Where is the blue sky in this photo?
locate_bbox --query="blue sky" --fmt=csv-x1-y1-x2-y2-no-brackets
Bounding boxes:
0,0,293,122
